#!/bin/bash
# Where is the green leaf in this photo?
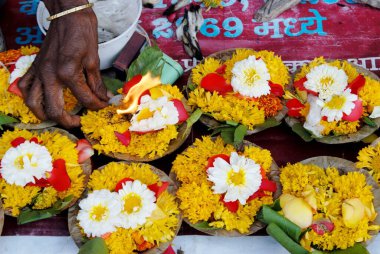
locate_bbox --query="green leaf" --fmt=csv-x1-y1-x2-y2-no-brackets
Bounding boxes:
233,124,247,147
102,76,124,95
363,116,377,128
188,83,196,91
312,243,369,254
0,113,19,130
255,117,281,129
127,45,164,80
221,127,235,145
18,195,74,225
226,120,239,127
192,221,218,230
292,123,313,142
271,199,282,211
183,109,203,137
266,223,308,254
79,238,109,254
258,205,303,242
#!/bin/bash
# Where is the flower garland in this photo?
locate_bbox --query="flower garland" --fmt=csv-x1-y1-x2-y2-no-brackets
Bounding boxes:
357,140,380,184
172,136,277,234
286,57,380,138
188,49,290,130
81,83,189,159
0,46,77,124
0,129,89,217
75,162,180,254
279,162,379,251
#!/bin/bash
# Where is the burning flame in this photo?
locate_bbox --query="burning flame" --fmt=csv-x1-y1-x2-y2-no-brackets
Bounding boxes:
117,72,161,115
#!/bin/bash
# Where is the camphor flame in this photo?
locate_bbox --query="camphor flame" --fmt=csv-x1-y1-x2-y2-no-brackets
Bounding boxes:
117,72,161,115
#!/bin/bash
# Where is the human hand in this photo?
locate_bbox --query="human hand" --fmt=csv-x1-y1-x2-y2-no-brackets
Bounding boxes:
18,0,108,128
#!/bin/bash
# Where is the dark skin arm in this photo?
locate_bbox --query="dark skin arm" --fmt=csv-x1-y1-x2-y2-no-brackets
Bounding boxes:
18,0,108,128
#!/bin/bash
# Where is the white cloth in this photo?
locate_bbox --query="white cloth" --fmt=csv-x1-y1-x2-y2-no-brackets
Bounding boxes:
0,235,379,254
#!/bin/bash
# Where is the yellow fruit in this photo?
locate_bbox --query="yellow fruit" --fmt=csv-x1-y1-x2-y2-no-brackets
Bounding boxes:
302,185,317,211
283,197,313,229
280,194,296,208
342,198,365,228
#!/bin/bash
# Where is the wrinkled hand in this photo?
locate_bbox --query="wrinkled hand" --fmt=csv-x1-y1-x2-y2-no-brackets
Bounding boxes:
18,0,108,128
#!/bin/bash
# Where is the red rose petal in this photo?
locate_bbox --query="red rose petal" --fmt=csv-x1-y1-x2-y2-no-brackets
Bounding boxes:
200,73,233,95
148,181,169,199
260,179,277,193
29,137,39,144
206,154,230,170
8,78,23,97
171,99,189,123
286,98,305,117
269,81,284,97
311,219,335,235
115,178,134,192
76,139,94,163
220,195,239,213
115,130,131,147
47,159,71,192
348,74,365,95
342,100,363,122
26,177,50,187
215,64,227,75
294,77,318,96
11,137,26,147
163,245,176,254
247,190,267,202
122,74,143,94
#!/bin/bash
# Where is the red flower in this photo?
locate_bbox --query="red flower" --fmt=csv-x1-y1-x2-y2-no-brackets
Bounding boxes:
200,73,233,95
115,130,131,147
114,178,134,192
286,98,305,117
347,74,365,95
47,159,71,192
269,81,284,97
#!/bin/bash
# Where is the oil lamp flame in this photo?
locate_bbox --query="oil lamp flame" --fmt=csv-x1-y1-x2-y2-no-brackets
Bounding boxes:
116,72,161,115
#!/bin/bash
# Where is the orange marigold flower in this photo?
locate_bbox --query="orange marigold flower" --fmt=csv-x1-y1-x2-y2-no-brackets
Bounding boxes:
0,49,22,64
257,94,283,117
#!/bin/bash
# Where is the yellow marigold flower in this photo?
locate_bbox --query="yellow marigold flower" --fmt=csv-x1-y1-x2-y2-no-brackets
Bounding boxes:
191,57,222,85
359,76,380,111
140,191,179,245
81,85,182,159
320,120,360,136
88,162,159,191
0,68,77,124
188,88,265,130
280,162,378,251
20,45,40,56
105,228,136,254
172,136,235,185
33,187,58,210
177,182,220,224
357,143,380,184
0,129,86,215
0,179,40,216
307,217,373,251
242,146,272,172
202,0,223,8
224,49,290,87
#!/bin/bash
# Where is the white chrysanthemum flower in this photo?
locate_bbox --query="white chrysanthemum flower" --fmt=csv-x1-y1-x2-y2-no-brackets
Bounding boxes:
9,54,36,84
129,95,179,132
303,95,324,138
304,64,348,100
77,189,123,238
207,152,262,205
117,180,157,229
1,141,52,186
231,55,271,98
318,89,357,122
